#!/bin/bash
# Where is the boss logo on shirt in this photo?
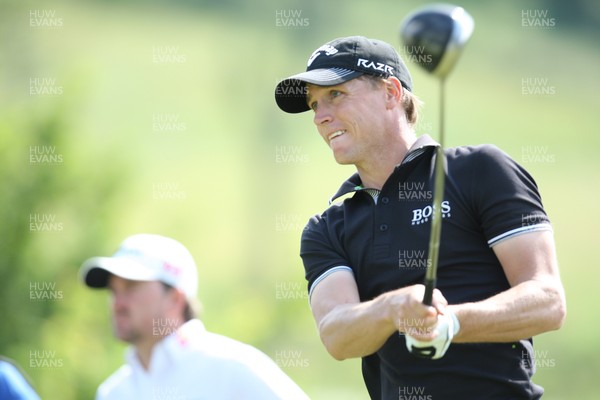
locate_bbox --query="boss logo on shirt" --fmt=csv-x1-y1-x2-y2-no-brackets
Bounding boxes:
411,201,451,225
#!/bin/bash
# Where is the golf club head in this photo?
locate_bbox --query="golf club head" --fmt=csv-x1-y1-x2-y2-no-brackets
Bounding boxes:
400,4,474,79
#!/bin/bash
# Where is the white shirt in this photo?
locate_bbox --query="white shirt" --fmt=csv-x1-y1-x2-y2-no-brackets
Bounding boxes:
96,320,309,400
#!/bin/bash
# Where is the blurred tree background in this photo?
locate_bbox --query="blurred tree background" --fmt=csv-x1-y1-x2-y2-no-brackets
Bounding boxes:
0,0,598,399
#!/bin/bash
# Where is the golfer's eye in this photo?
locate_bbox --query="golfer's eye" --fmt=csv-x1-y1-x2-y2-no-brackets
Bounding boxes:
330,90,341,99
310,101,318,111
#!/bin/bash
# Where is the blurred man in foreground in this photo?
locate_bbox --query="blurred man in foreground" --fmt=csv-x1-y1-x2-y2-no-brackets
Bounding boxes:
80,233,309,400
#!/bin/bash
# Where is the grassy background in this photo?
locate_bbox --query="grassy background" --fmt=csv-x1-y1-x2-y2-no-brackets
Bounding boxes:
1,0,598,398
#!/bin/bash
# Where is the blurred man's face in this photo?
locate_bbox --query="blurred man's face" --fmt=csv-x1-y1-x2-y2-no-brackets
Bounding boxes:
307,77,396,166
107,275,173,345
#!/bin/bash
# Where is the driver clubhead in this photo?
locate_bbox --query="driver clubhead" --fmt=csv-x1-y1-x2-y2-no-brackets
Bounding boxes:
400,4,474,79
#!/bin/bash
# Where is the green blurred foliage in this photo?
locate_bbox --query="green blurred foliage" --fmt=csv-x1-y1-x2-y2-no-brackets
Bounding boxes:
0,0,598,399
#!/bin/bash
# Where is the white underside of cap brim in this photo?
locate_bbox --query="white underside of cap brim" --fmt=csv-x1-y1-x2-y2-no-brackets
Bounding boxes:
81,256,161,284
287,68,363,86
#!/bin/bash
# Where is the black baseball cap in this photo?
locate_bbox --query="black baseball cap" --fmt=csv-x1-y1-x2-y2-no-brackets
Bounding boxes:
275,36,413,114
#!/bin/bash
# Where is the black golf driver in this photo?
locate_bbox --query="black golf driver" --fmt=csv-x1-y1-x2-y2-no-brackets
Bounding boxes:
400,3,474,358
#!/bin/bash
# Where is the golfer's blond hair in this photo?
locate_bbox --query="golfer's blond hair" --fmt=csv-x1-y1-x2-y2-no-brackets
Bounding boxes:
359,75,423,126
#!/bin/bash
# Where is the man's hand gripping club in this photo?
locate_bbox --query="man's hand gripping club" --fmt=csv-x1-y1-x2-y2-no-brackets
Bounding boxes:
401,287,460,360
405,309,460,359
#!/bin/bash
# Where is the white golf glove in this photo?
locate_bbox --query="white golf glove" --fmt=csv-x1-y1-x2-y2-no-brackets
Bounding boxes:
405,310,460,359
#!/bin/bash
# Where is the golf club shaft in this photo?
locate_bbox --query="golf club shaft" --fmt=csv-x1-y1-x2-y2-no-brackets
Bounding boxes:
423,78,446,306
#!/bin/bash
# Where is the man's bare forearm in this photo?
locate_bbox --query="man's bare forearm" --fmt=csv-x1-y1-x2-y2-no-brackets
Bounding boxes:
318,295,396,360
451,279,566,343
316,285,441,360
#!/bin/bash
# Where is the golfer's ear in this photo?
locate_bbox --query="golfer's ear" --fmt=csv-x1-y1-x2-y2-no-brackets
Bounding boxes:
165,286,187,312
385,77,403,106
174,289,187,308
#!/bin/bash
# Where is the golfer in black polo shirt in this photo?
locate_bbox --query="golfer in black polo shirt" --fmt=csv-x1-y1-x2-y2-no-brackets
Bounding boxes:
275,36,566,399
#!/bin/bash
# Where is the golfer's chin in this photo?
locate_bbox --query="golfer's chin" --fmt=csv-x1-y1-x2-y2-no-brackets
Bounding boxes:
331,148,355,165
113,324,140,344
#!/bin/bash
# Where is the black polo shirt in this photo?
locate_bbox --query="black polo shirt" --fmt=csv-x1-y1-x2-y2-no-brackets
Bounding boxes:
300,135,552,399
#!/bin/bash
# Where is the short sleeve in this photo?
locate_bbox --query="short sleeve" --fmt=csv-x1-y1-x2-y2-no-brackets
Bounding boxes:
300,209,352,297
0,361,40,400
462,145,552,246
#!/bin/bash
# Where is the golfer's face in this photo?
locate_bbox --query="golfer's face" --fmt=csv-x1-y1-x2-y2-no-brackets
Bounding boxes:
107,275,170,345
307,78,390,165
